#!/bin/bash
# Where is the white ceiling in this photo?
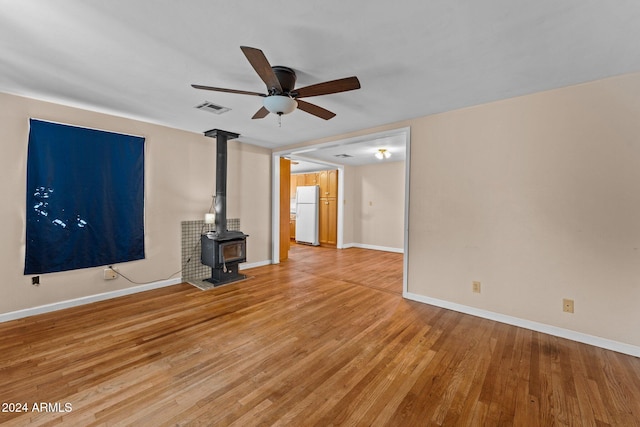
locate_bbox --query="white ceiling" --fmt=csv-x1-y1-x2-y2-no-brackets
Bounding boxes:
289,132,407,172
3,1,640,151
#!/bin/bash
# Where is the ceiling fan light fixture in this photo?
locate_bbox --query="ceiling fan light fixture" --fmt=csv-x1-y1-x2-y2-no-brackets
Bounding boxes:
193,46,360,121
263,95,298,115
375,148,391,160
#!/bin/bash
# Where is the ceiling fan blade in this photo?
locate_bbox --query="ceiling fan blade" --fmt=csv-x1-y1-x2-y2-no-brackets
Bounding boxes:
240,46,282,93
251,106,270,119
294,76,360,98
296,99,336,120
191,84,265,97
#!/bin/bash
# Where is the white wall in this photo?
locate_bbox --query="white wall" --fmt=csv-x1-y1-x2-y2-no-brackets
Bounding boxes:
0,92,271,316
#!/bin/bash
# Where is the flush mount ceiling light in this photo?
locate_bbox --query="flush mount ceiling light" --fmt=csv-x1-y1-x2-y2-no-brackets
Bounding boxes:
375,148,391,160
263,95,298,115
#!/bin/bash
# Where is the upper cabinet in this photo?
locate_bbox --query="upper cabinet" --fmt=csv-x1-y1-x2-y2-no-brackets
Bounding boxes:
290,174,302,198
318,169,338,198
292,170,338,197
304,172,319,186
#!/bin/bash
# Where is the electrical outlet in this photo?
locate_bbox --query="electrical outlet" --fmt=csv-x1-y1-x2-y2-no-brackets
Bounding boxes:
563,298,574,313
472,281,481,293
104,268,118,280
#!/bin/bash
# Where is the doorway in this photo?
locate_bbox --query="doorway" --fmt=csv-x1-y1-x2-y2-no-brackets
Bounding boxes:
278,160,344,261
272,127,411,295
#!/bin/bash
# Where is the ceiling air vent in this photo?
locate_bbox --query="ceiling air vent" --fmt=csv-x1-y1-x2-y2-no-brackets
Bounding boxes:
334,154,353,158
195,101,231,115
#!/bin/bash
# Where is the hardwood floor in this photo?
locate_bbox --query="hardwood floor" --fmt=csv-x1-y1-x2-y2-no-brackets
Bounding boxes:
1,246,639,426
287,242,404,295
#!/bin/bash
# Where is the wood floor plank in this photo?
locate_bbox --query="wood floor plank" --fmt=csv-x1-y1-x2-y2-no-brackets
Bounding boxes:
1,245,639,425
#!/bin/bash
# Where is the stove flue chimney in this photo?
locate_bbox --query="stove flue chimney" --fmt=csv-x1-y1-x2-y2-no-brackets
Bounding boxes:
204,129,240,235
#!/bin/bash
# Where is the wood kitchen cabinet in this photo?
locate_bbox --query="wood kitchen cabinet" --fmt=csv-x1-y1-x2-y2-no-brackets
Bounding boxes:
319,169,338,246
303,172,318,186
292,174,307,198
291,173,314,197
290,174,298,198
319,197,337,246
290,214,296,240
318,169,338,198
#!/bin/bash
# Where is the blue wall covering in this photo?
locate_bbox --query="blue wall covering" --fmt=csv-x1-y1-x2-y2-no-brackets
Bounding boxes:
25,119,145,274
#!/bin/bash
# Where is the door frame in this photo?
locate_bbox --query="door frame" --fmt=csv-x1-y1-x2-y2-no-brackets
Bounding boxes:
271,126,411,295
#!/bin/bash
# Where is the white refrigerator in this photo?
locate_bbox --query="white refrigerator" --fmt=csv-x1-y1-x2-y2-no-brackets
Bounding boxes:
295,185,319,246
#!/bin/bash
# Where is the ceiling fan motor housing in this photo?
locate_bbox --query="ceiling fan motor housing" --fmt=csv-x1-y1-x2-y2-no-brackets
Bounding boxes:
272,66,296,94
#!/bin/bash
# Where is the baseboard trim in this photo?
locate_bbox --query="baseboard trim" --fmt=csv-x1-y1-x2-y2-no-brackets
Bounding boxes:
0,278,182,323
343,243,404,254
240,259,272,270
404,292,640,358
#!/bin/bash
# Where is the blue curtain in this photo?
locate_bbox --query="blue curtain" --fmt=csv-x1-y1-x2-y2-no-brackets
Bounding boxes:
25,119,145,274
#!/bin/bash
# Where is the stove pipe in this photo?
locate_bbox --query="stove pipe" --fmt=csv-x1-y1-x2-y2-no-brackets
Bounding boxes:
204,129,240,235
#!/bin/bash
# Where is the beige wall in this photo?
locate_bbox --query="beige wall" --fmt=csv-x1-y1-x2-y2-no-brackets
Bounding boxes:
408,72,640,347
227,142,272,258
281,72,640,349
351,161,405,250
0,92,271,315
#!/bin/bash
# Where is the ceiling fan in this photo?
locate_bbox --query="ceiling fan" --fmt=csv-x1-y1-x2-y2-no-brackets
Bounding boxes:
192,46,361,121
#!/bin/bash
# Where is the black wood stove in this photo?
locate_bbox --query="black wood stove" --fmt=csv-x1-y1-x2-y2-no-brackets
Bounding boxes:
200,129,248,286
